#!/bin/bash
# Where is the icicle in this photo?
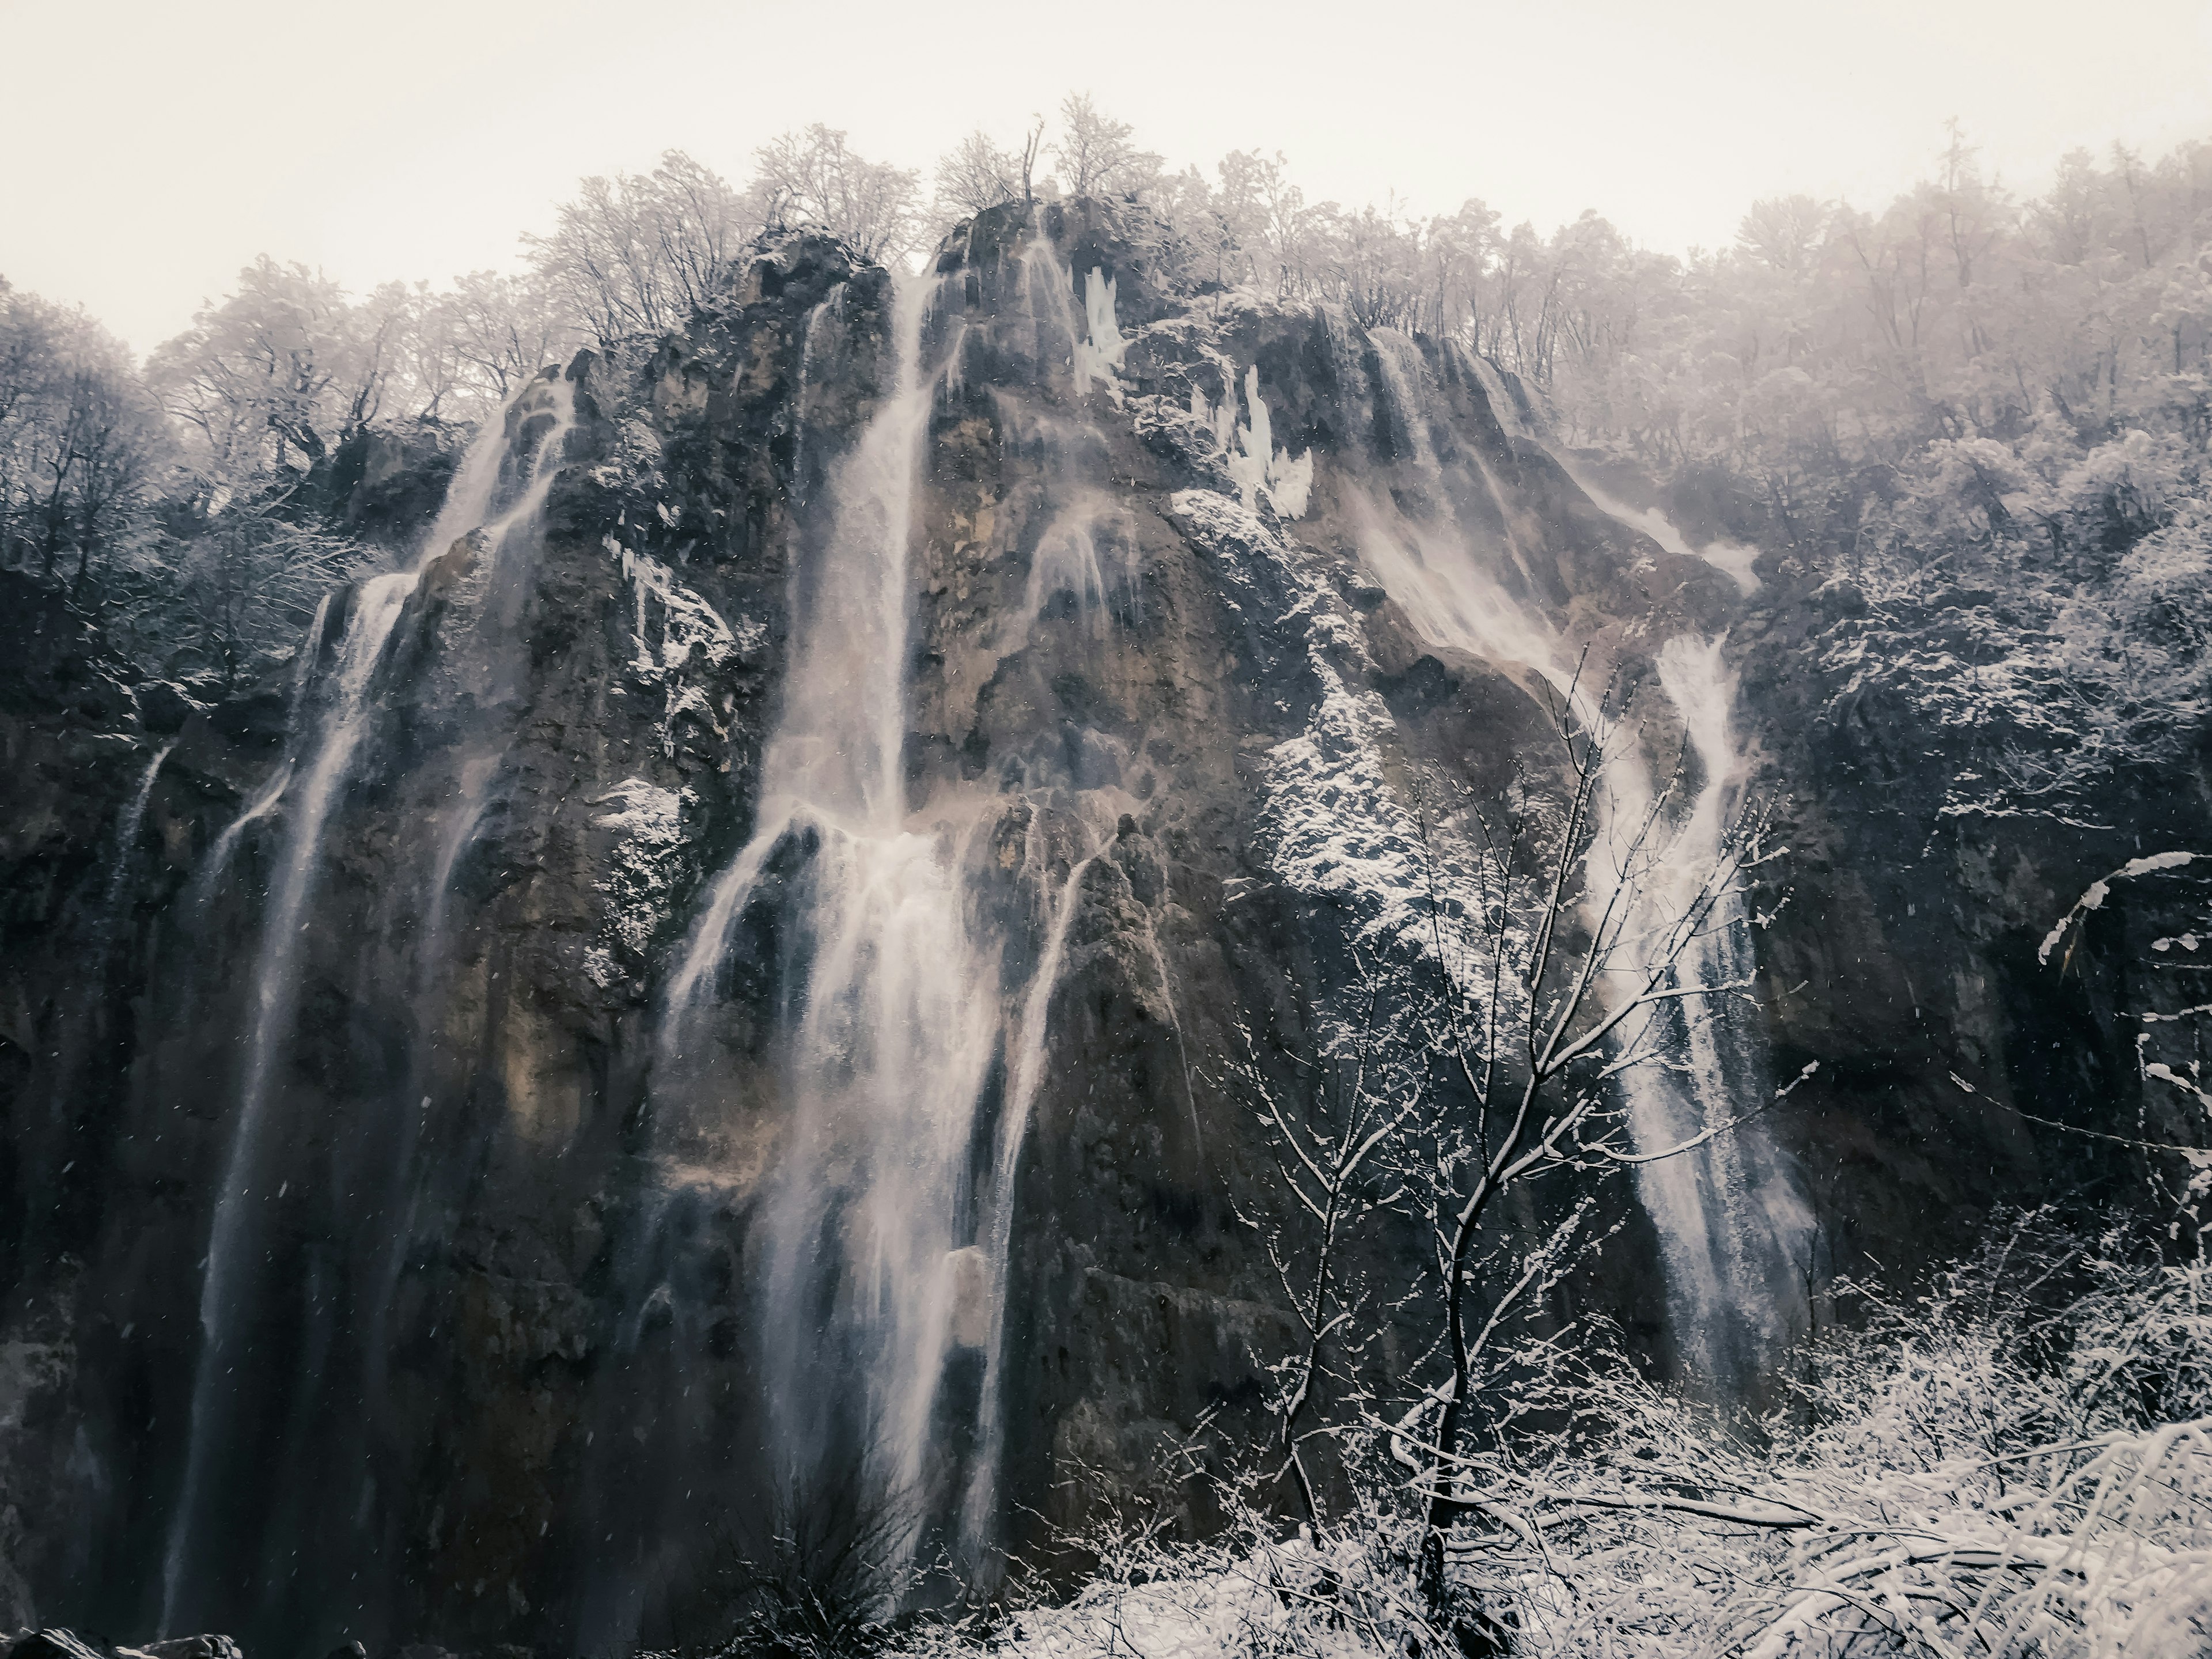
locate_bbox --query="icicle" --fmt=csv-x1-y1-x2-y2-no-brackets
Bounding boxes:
1219,363,1314,520
1073,267,1127,392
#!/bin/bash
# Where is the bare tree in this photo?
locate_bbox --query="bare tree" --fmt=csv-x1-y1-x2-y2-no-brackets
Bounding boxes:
1018,115,1047,210
1388,680,1779,1602
173,498,374,688
1226,663,1788,1632
147,257,368,494
1231,960,1422,1525
1236,673,1778,1607
934,129,1022,220
434,270,571,411
524,149,752,345
0,286,167,586
1052,93,1161,200
753,126,925,266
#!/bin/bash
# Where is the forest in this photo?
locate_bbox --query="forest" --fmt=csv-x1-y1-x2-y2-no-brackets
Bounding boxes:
6,104,2207,834
3,90,2211,1659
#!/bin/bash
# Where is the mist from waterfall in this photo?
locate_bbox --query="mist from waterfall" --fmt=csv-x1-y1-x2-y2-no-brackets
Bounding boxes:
1350,335,1808,1387
661,274,1029,1569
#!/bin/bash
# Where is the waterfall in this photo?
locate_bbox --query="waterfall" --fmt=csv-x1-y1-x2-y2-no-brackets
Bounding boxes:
161,572,417,1634
104,740,174,931
1344,327,1806,1388
1613,638,1810,1385
184,594,331,912
787,296,832,507
958,850,1094,1565
1546,442,1762,595
160,374,576,1635
665,273,1002,1529
660,256,1122,1577
665,281,934,1014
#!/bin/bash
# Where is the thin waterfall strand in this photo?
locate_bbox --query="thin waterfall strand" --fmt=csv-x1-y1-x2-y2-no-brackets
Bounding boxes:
959,850,1094,1565
160,571,415,1634
160,376,575,1633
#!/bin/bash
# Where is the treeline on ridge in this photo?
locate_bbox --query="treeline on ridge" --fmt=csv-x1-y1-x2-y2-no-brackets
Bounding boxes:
3,101,2208,823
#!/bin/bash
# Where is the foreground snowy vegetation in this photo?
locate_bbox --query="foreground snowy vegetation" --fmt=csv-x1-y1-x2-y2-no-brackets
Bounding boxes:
850,1219,2208,1659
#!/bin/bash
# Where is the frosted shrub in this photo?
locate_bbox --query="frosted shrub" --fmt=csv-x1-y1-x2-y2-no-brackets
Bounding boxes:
898,1479,1442,1659
1441,1221,2212,1658
887,1218,2212,1659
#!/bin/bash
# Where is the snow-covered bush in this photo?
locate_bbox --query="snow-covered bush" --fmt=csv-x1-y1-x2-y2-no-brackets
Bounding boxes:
862,1211,2211,1659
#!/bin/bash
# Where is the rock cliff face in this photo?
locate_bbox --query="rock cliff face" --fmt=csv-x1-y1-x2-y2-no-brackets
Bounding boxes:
0,201,2191,1652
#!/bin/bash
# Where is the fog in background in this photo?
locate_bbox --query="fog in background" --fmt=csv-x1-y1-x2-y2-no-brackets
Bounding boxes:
4,0,2210,354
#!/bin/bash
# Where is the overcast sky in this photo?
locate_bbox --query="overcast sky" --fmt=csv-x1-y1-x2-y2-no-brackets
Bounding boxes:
4,0,2210,356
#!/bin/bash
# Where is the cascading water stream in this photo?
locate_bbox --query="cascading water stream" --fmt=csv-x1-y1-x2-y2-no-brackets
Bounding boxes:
787,296,832,507
105,740,175,930
1349,336,1806,1386
184,594,332,912
1613,638,1810,1383
658,251,1135,1572
957,850,1093,1562
160,376,576,1634
1551,448,1762,596
664,272,1006,1521
161,571,418,1633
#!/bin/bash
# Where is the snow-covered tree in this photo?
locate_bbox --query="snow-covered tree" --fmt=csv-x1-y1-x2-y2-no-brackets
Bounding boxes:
752,125,924,266
1052,93,1161,200
0,282,168,586
933,128,1024,219
524,149,752,344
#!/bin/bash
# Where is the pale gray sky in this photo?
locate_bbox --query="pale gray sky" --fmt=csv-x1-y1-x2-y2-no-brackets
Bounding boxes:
4,0,2210,355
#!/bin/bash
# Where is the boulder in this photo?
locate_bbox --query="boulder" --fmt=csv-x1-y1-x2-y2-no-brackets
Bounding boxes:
133,679,205,735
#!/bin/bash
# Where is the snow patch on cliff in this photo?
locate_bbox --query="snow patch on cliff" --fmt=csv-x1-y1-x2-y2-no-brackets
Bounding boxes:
607,536,760,764
1169,488,1440,963
585,776,695,992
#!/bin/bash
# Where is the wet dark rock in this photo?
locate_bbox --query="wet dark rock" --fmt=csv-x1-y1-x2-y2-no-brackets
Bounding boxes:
139,1639,243,1659
0,571,134,721
331,419,463,547
131,680,204,735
